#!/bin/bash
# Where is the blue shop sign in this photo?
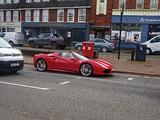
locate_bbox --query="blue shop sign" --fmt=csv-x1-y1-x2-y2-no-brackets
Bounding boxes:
112,16,160,24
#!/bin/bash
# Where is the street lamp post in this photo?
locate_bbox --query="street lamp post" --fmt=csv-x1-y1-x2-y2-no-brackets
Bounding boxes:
118,2,124,60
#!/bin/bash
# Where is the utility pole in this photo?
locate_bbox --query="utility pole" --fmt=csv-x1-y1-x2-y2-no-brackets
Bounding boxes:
118,2,124,60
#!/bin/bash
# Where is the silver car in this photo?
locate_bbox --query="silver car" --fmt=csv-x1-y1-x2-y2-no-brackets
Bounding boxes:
75,38,115,52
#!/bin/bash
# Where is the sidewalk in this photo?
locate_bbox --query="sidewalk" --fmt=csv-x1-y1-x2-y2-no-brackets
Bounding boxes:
22,48,160,76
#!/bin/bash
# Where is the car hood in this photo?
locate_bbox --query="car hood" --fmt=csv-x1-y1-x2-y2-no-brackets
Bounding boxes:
91,59,112,69
0,47,22,55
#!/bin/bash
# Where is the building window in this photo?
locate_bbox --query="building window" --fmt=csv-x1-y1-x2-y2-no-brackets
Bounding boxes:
26,0,32,3
6,0,12,4
0,11,4,22
34,0,40,2
25,10,31,22
78,9,86,22
57,9,64,22
6,11,11,22
0,0,5,4
14,0,19,3
42,9,48,22
67,9,74,22
96,0,107,15
13,11,19,22
119,0,126,9
34,10,40,22
150,0,158,9
136,0,144,9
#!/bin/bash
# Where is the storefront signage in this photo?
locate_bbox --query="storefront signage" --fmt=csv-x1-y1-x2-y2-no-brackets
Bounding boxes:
140,17,160,23
0,22,21,27
40,23,65,27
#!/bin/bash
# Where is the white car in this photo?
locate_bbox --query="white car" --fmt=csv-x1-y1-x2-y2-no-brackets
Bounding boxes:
142,35,160,54
0,32,25,46
0,38,24,73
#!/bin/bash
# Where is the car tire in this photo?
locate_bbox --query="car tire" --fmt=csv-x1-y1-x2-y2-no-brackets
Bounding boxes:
76,45,82,51
36,59,47,72
51,42,57,49
146,48,152,55
29,41,36,48
101,47,108,52
80,63,93,77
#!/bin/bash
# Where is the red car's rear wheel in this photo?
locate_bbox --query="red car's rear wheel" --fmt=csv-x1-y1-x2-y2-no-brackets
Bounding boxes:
36,59,47,72
80,63,93,77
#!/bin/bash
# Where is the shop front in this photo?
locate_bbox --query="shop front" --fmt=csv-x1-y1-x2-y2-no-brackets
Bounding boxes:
112,15,160,43
21,22,90,43
0,22,21,32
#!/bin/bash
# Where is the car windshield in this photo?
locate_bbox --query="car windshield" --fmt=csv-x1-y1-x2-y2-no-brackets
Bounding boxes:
72,52,89,60
0,38,12,48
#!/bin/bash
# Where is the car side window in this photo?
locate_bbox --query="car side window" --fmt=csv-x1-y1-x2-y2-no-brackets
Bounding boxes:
60,52,74,59
38,34,44,38
96,39,105,43
151,37,160,43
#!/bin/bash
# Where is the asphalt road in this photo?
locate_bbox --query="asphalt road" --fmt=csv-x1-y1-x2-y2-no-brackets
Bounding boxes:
0,64,160,120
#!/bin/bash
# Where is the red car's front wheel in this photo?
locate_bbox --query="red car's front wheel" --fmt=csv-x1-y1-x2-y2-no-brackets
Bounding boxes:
36,59,47,72
80,63,93,77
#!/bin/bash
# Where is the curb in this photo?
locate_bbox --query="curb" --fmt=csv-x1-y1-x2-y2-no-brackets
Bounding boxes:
114,71,160,77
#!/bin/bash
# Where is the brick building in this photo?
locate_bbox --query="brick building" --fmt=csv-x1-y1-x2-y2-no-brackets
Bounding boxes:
112,0,160,43
0,0,113,42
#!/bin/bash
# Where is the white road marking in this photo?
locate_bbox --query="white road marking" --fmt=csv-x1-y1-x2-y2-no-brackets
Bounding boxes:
59,81,70,85
128,78,134,81
0,81,50,91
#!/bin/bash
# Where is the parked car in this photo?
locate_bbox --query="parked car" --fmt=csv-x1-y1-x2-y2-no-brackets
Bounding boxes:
0,32,25,46
34,51,113,77
0,37,24,73
28,33,68,49
75,38,115,52
142,35,160,54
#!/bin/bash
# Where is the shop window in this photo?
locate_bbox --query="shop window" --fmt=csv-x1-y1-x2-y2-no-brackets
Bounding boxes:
2,28,5,32
11,28,15,32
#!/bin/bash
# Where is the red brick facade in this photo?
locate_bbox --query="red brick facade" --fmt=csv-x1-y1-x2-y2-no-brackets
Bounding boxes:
113,0,160,9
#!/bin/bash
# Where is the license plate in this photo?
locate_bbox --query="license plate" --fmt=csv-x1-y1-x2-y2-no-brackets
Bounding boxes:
11,63,19,67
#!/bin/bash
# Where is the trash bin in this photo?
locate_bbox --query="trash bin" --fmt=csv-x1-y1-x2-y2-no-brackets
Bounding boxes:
135,44,147,61
82,42,94,58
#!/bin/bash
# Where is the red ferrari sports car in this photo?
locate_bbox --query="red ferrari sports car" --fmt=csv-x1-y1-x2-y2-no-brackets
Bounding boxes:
33,51,113,76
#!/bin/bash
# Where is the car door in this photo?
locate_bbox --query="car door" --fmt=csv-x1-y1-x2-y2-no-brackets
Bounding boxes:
94,38,106,51
41,33,50,45
150,36,160,52
36,34,44,45
55,52,79,72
